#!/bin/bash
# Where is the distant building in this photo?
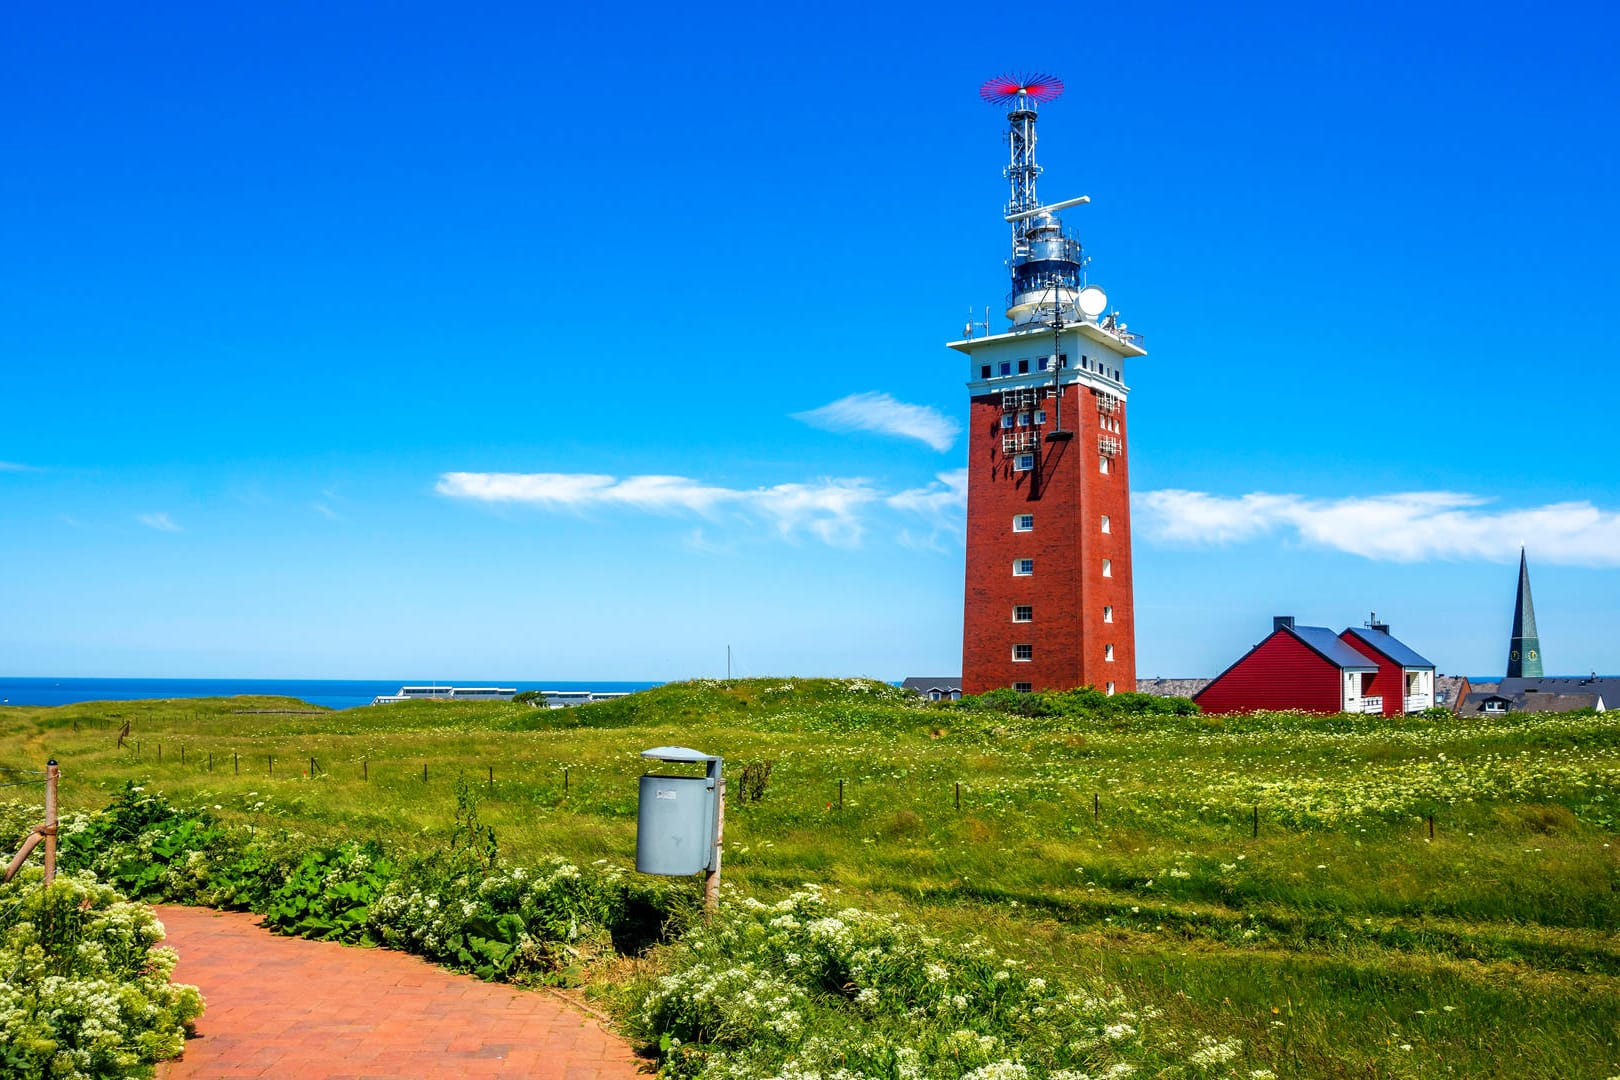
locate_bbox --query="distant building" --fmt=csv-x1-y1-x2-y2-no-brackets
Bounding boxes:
1194,616,1436,716
902,677,962,701
1458,676,1612,715
1136,677,1211,699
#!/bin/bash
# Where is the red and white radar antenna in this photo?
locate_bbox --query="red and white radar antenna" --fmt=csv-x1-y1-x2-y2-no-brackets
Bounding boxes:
978,73,1065,106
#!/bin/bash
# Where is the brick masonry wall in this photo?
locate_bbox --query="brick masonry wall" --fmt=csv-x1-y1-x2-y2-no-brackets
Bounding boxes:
961,382,1136,694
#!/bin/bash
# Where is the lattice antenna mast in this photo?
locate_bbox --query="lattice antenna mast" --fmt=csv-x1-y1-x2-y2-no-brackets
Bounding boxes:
981,75,1092,329
981,75,1063,261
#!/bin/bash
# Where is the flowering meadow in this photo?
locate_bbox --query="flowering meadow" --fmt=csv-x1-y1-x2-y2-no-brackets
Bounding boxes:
2,679,1617,1077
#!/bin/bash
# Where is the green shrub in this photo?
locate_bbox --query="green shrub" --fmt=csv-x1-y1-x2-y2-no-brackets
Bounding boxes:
0,869,203,1080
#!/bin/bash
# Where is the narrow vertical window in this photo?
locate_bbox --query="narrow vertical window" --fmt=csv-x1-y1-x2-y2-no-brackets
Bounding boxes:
1106,681,1116,695
1100,456,1109,474
1100,514,1110,534
1102,559,1112,578
1105,644,1115,661
1103,605,1113,623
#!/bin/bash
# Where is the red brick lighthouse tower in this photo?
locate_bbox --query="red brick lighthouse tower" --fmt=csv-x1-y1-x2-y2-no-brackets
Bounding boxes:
951,74,1146,696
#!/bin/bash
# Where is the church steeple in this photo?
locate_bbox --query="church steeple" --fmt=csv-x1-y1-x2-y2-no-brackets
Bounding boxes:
1507,548,1544,678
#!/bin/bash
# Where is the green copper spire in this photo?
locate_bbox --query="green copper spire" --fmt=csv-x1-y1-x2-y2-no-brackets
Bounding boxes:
1507,548,1544,678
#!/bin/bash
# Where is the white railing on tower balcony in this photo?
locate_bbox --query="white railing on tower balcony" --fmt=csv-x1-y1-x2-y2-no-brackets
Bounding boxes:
1358,696,1384,714
1098,435,1122,457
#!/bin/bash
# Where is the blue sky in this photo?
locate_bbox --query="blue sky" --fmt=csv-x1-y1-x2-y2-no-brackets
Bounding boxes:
3,1,1617,681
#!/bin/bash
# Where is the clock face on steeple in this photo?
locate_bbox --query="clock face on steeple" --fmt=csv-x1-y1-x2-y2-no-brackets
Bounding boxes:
1528,650,1538,661
1511,650,1521,661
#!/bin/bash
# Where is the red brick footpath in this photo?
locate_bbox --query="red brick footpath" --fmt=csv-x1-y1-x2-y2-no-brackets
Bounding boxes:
153,905,647,1079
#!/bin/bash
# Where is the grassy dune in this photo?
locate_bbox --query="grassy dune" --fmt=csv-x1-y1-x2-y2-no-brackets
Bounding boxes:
3,679,1617,1078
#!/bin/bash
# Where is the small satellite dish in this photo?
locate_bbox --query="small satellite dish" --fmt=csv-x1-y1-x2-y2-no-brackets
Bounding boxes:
1078,285,1108,319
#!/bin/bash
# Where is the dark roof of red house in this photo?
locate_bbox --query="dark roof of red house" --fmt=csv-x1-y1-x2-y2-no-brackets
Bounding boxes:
1287,624,1378,671
1343,626,1435,669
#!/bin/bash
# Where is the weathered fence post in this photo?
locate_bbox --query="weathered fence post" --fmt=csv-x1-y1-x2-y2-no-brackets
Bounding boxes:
43,760,59,886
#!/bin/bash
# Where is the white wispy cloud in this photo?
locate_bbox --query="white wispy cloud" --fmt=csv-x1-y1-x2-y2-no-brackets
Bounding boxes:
0,460,38,472
793,392,960,452
138,512,183,533
437,471,881,547
1135,489,1620,566
886,469,969,549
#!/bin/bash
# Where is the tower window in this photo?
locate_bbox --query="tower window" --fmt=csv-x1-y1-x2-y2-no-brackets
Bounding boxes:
1013,644,1033,662
1001,415,1014,429
1105,681,1115,695
1100,514,1111,533
1103,605,1114,623
998,362,1012,377
1014,454,1034,472
1016,412,1030,427
1099,456,1109,474
1014,682,1033,694
1013,514,1034,532
1018,359,1030,374
1105,644,1115,661
980,365,991,379
1034,409,1046,424
1013,605,1033,622
1014,559,1033,576
1102,559,1112,577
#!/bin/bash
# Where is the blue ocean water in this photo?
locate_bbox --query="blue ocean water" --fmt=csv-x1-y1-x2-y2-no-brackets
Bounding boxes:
0,678,662,711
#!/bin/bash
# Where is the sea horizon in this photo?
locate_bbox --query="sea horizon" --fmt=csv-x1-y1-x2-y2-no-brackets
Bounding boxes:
0,676,666,711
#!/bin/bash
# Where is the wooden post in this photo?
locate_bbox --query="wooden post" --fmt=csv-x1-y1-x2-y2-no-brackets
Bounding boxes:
208,752,213,772
422,763,428,783
705,778,726,914
181,746,186,766
1428,814,1435,840
234,752,239,775
564,767,569,794
157,742,161,763
363,759,368,781
310,757,317,777
487,765,493,787
1253,805,1259,838
268,755,274,777
955,782,961,811
838,779,843,810
43,760,59,886
1094,793,1100,821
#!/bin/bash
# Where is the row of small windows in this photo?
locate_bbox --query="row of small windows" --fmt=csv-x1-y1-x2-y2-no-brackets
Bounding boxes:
1098,414,1121,433
1011,514,1108,534
980,355,1121,380
1009,603,1109,623
1014,558,1112,577
1010,643,1115,662
999,411,1048,429
1015,681,1116,695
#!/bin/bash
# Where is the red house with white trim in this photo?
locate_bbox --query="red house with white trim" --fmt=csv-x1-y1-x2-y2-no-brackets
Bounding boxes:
1338,620,1436,715
1195,616,1418,715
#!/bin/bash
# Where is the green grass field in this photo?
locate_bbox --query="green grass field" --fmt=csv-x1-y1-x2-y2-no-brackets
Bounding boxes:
3,679,1617,1078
